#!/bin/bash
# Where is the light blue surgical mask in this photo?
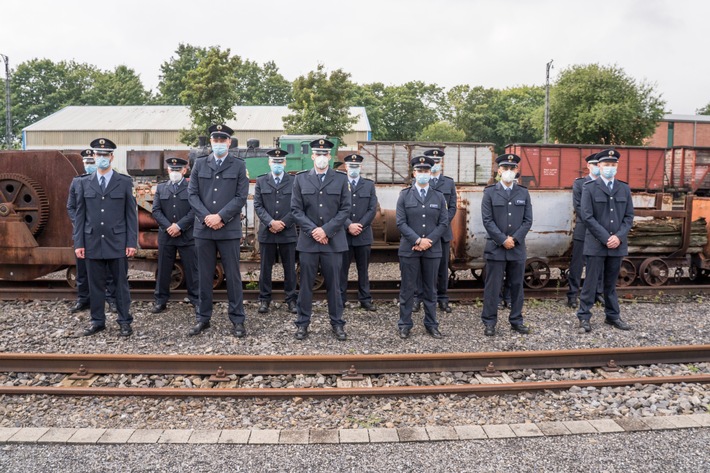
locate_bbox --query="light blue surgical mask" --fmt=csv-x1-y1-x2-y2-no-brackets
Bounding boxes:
601,166,617,179
270,163,284,175
347,167,360,179
431,163,442,174
590,165,600,177
96,156,111,170
416,173,431,185
84,164,97,174
212,143,228,157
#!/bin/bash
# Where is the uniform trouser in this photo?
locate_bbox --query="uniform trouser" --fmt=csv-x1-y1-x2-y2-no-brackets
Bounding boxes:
195,238,245,325
481,259,525,326
499,272,511,305
398,256,439,330
414,240,450,304
259,242,297,303
577,256,622,322
86,257,132,326
339,245,373,306
154,243,199,306
296,251,345,328
76,257,117,304
567,239,603,300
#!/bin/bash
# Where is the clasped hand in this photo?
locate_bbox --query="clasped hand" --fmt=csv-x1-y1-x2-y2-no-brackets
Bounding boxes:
204,214,224,230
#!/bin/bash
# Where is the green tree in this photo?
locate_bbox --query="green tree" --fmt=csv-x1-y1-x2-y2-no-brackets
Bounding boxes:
416,121,466,142
178,47,240,145
234,59,291,105
349,82,386,140
84,65,151,105
549,63,666,145
155,43,207,105
697,101,710,115
378,81,445,141
283,64,357,141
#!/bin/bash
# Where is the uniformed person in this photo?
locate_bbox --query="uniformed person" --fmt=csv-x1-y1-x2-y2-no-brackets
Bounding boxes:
396,156,448,339
567,153,604,308
339,153,378,311
423,148,457,313
253,149,298,314
187,124,250,337
577,149,634,333
72,138,138,337
291,138,351,341
480,153,532,336
151,157,199,313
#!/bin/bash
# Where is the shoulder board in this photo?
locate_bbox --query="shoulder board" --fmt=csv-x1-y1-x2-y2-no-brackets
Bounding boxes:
257,173,268,178
574,177,585,180
616,179,629,185
74,174,85,179
296,170,309,174
516,184,527,189
336,170,347,175
583,179,595,185
484,184,496,189
362,177,374,182
443,176,454,182
400,186,412,192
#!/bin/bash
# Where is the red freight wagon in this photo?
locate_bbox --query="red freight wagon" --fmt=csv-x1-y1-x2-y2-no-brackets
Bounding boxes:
505,144,666,191
665,147,710,196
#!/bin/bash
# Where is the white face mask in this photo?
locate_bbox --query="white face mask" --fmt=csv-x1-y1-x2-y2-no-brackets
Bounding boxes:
501,170,516,183
314,154,330,170
169,171,182,183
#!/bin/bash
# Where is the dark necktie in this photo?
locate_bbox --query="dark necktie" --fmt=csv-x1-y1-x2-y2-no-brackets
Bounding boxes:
607,181,613,192
432,178,438,187
172,183,178,194
100,176,106,192
216,159,222,168
420,188,426,200
351,180,356,188
506,187,511,196
275,177,280,186
320,174,325,183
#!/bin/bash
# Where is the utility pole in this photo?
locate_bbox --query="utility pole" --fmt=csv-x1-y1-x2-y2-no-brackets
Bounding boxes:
0,54,10,148
544,59,553,144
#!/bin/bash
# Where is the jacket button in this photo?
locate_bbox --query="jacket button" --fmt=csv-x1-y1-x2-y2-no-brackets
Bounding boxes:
320,191,323,194
319,204,323,207
100,222,104,225
508,213,512,216
214,188,218,191
611,220,614,223
276,201,279,204
422,224,426,227
213,201,216,204
102,196,105,200
101,209,104,212
101,235,104,238
216,176,219,179
509,202,512,205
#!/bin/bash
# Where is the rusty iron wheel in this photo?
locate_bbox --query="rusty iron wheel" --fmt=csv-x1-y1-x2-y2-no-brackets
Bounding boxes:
639,257,669,287
617,258,637,287
523,258,551,289
0,173,50,236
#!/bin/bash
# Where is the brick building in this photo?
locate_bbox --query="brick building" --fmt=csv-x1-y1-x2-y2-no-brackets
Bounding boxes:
645,114,710,148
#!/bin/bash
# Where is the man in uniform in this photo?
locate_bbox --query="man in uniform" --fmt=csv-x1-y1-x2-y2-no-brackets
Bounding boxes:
577,149,634,333
480,153,532,336
151,157,198,313
188,124,249,337
254,148,298,314
396,156,448,339
567,153,604,308
291,138,351,341
339,153,378,312
73,138,137,337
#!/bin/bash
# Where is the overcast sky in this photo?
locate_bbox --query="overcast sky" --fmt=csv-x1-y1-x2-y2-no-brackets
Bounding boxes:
2,0,708,114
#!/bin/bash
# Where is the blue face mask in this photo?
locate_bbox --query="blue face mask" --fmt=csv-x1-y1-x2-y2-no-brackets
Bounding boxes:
84,164,97,174
416,173,431,185
96,156,111,170
347,167,360,178
212,143,228,157
601,166,617,179
431,163,442,174
270,163,284,175
590,165,600,177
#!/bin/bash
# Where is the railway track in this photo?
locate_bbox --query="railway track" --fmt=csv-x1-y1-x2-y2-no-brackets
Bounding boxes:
1,345,708,398
1,278,708,302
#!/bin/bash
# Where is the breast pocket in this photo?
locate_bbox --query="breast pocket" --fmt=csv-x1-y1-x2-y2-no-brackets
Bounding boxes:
85,191,97,200
260,187,273,195
109,191,125,201
492,197,507,207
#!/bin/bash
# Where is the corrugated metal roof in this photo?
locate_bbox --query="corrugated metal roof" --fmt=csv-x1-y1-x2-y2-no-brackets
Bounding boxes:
664,114,710,123
24,105,371,132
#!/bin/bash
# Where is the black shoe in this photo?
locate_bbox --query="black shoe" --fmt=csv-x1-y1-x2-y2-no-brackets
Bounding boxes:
595,295,606,307
232,323,246,338
438,302,452,313
360,301,377,312
579,320,592,333
151,303,166,314
287,300,298,314
188,321,210,336
511,323,530,334
484,324,496,337
258,301,270,314
398,328,410,339
604,318,631,331
107,301,118,314
82,324,105,336
70,301,90,313
566,298,578,309
118,324,133,337
294,326,308,340
426,327,442,339
413,301,421,312
332,325,347,341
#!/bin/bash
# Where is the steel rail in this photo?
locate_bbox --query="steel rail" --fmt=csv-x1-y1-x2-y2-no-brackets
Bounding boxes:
1,345,708,376
1,279,708,301
0,375,708,398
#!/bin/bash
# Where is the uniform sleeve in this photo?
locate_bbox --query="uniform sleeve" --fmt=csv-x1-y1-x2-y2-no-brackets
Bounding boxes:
396,191,420,245
427,193,449,243
361,182,378,228
187,162,210,222
66,180,78,223
290,175,317,234
572,179,583,216
253,179,273,227
511,190,533,244
615,186,635,240
151,186,171,230
73,179,86,249
481,190,506,246
322,177,351,238
447,181,457,224
126,179,138,249
217,161,249,224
